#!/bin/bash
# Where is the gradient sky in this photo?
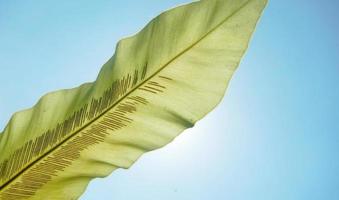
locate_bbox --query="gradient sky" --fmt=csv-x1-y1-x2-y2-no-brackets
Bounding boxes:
0,0,338,199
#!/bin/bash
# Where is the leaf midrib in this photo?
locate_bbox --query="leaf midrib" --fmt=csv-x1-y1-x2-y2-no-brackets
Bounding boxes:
0,0,251,191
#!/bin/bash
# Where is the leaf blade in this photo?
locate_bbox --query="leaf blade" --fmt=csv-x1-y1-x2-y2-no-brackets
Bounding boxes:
0,0,267,199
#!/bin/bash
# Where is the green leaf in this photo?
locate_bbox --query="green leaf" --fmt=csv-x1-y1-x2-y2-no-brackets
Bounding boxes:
0,0,267,199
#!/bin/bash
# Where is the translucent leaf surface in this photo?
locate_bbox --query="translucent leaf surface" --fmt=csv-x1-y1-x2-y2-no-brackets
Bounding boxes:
0,0,267,199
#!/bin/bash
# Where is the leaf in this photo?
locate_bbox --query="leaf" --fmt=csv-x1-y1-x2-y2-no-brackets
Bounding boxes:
0,0,267,199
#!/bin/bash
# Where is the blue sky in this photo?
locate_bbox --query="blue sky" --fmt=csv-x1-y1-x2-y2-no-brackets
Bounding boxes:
0,0,338,199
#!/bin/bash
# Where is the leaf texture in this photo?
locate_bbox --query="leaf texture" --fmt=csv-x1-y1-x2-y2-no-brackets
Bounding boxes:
0,0,267,199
